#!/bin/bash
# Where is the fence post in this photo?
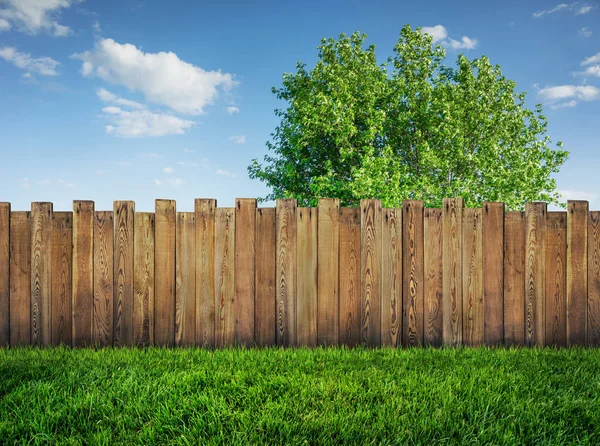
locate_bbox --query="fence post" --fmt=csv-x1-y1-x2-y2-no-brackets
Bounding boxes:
443,197,464,346
567,200,588,346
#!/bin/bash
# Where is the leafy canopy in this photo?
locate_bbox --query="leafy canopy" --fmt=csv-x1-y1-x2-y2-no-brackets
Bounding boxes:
248,25,568,210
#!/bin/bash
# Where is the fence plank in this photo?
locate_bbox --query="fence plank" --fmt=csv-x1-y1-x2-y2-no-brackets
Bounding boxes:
525,202,546,346
318,199,339,346
195,199,216,347
113,201,134,346
51,212,72,346
255,207,276,347
443,198,463,346
424,208,443,346
133,212,154,346
361,199,382,346
567,200,588,346
276,199,297,346
31,202,52,346
589,211,600,346
215,207,235,347
546,212,567,346
175,212,195,347
297,207,317,346
381,209,401,347
339,208,361,347
0,203,9,346
10,212,31,346
92,211,113,346
403,201,424,347
463,208,483,346
73,201,94,347
235,199,256,346
504,211,525,346
155,199,176,347
483,203,504,345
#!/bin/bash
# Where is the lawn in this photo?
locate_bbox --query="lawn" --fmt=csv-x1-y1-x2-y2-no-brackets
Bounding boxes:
1,347,599,445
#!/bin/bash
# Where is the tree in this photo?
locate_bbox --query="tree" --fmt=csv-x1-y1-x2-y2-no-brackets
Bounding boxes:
248,25,568,210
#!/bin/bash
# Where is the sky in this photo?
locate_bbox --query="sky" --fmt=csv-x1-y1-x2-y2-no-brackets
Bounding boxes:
0,0,599,212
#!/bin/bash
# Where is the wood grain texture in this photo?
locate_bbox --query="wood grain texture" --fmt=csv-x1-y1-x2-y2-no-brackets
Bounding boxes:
10,212,31,346
504,211,525,346
0,203,9,346
317,199,339,346
525,202,546,347
403,201,424,347
73,201,94,347
133,212,154,346
31,202,53,346
297,207,317,347
381,208,401,347
462,208,483,346
51,212,72,346
545,212,567,346
113,201,134,346
215,207,235,348
443,198,463,346
360,199,382,346
424,208,443,346
195,199,216,347
339,208,361,347
567,200,588,346
176,212,196,347
255,207,276,347
589,211,600,346
155,199,176,347
235,199,256,346
276,199,297,347
93,211,113,346
483,203,504,345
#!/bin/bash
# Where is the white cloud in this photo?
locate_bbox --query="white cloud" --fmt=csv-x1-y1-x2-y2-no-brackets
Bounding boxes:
154,179,162,185
420,25,478,50
533,3,596,18
533,3,569,17
575,5,595,15
168,178,184,186
183,148,195,153
92,20,101,32
0,0,79,36
226,106,240,114
72,38,237,115
163,167,173,173
96,169,104,175
230,135,246,144
0,18,10,31
21,178,30,189
447,36,478,50
0,47,59,75
101,107,195,137
97,88,144,109
581,65,600,77
582,52,600,66
579,27,593,37
216,169,236,178
421,25,448,43
538,84,600,102
550,100,577,109
177,161,200,167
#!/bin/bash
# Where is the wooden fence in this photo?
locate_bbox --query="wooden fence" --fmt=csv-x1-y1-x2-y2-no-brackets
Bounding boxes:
0,198,599,348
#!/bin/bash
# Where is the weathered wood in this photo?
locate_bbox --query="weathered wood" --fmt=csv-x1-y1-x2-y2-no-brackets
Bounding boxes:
567,201,588,346
297,207,317,347
339,208,361,347
195,199,216,347
155,199,176,347
381,208,401,347
424,208,443,346
589,211,600,346
403,201,424,347
175,212,195,347
255,207,276,347
545,212,567,346
10,212,31,346
215,207,235,348
276,199,297,346
525,202,546,347
51,212,72,346
462,208,483,346
504,211,525,346
113,201,134,346
443,198,463,346
92,211,113,346
31,202,52,346
235,199,256,346
0,203,9,346
483,203,504,345
318,199,339,346
73,201,94,347
361,199,382,346
133,212,154,346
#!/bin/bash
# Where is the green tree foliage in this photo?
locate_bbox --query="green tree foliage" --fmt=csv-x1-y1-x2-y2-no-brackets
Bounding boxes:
248,25,568,210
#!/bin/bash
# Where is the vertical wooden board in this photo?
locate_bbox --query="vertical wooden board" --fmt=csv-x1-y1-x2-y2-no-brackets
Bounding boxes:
443,198,463,346
93,211,113,346
339,208,361,347
504,212,525,346
567,200,588,346
113,201,134,346
318,199,339,346
195,199,215,347
525,202,546,347
31,202,52,346
134,212,154,346
276,199,297,347
255,207,276,347
361,199,382,346
235,199,256,346
176,212,196,347
155,200,176,347
10,212,31,346
424,208,443,347
0,203,9,346
382,208,401,347
72,201,94,347
462,208,483,346
545,212,567,346
483,203,504,345
215,207,235,348
403,201,424,347
297,207,317,347
51,212,72,346
589,211,600,346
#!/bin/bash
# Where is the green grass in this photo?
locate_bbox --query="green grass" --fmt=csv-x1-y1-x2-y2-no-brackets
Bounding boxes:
1,347,599,445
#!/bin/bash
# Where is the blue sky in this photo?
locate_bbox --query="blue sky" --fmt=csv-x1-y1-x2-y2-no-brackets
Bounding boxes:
0,0,599,211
